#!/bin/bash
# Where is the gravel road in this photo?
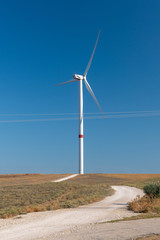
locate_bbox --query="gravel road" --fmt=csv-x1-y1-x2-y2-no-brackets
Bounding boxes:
0,185,153,240
53,218,160,240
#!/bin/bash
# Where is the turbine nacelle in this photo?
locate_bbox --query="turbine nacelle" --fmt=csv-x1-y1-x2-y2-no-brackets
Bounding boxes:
73,74,84,81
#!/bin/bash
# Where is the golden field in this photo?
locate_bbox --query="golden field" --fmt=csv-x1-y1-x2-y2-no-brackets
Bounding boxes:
1,173,160,187
0,173,69,186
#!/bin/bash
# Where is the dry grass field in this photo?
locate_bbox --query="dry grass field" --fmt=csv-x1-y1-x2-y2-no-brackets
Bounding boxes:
0,173,115,218
1,173,160,187
0,173,70,186
0,173,160,219
0,183,113,218
67,173,160,188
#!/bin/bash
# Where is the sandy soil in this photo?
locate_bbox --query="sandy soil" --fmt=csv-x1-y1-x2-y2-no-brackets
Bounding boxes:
0,186,145,240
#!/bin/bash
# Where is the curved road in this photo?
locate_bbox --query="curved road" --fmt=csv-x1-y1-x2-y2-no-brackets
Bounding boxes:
0,186,144,240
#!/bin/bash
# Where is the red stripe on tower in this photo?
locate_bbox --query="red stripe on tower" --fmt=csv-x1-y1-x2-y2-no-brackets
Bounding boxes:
79,135,83,138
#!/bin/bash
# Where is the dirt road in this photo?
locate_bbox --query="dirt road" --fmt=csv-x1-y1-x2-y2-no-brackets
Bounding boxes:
0,186,146,240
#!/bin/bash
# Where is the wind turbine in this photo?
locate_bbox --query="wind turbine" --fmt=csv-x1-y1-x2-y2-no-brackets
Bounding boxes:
57,30,104,174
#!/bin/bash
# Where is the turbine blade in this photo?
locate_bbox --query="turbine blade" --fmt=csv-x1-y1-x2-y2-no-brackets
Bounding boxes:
84,79,105,118
56,79,78,86
84,30,101,77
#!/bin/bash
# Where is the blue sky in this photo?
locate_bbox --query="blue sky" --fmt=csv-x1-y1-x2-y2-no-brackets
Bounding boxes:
0,0,160,174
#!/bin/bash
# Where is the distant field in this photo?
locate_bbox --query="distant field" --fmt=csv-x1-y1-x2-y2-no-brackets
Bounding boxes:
67,173,160,188
1,173,160,188
0,174,70,186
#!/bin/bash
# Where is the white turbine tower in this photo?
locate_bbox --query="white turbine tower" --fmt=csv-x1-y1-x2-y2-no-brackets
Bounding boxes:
57,30,104,174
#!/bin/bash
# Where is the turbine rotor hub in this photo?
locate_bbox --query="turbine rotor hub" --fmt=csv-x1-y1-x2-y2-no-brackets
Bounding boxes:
73,74,84,80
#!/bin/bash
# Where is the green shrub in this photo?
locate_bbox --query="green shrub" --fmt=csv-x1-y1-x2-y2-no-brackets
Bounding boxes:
143,183,160,198
60,201,72,208
154,206,160,213
8,208,19,216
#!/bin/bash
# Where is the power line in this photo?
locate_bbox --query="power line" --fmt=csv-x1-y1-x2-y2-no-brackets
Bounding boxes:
0,111,159,123
0,110,160,117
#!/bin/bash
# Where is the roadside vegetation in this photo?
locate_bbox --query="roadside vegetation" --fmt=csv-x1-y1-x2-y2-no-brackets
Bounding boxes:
128,183,160,219
136,234,160,240
106,214,160,223
0,182,113,218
